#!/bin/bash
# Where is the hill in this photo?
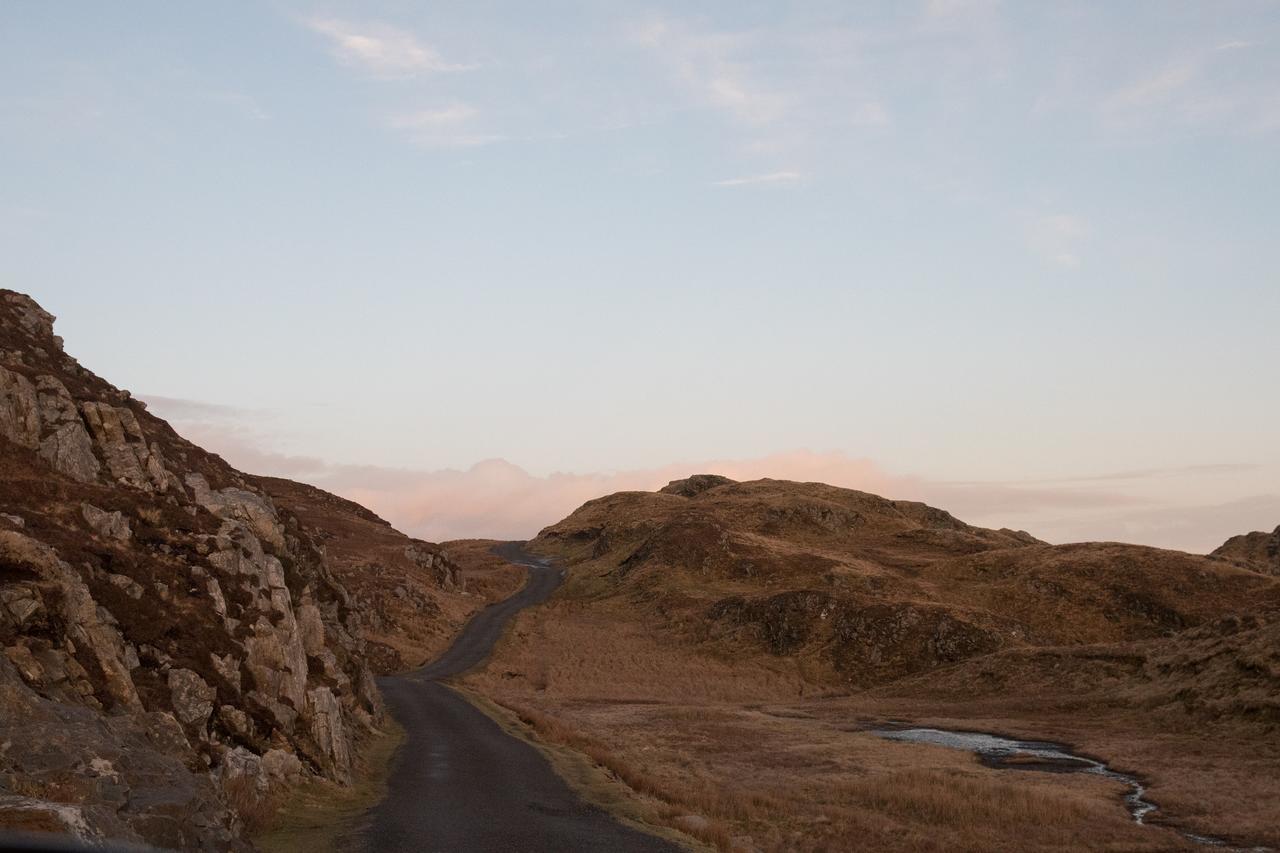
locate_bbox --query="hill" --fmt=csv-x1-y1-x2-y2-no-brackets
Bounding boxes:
533,474,1278,688
0,291,452,847
461,474,1280,851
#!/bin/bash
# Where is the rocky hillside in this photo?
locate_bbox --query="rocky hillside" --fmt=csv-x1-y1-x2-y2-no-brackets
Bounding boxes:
0,292,386,848
532,475,1280,688
1213,524,1280,576
254,477,523,674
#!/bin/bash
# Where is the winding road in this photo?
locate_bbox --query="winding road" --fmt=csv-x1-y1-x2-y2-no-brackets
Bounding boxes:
356,543,681,853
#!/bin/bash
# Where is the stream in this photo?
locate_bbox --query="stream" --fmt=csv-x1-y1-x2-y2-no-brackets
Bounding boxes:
872,727,1269,851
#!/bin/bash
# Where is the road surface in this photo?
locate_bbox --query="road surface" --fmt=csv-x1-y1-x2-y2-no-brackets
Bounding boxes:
357,543,682,853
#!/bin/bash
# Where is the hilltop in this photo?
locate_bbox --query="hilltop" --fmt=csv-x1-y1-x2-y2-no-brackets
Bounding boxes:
1212,523,1280,576
532,474,1278,688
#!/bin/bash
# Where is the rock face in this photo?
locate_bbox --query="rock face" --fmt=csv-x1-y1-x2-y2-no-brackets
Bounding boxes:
0,291,384,847
1212,525,1280,577
252,475,477,675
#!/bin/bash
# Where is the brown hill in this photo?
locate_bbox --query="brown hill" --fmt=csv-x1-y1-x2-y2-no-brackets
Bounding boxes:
460,474,1280,850
0,291,441,847
533,474,1279,688
1212,524,1280,576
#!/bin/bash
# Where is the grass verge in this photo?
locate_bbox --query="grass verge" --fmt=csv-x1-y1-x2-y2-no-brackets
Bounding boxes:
252,720,405,853
459,688,710,852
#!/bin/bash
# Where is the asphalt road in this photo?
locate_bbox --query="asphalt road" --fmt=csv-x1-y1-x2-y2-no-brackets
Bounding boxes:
357,543,682,853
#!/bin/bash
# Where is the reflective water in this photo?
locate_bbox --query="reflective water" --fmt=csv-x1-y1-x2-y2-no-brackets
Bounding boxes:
872,727,1268,851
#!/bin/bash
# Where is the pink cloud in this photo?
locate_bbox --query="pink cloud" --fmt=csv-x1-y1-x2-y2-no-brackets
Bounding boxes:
143,399,1276,553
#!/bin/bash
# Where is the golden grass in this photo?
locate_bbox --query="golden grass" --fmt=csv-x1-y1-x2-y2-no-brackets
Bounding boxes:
224,775,281,836
459,591,1275,852
484,692,1187,853
460,690,707,851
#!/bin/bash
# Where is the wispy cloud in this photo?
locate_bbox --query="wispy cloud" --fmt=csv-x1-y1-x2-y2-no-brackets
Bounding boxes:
713,170,805,188
629,15,789,126
150,398,1276,552
1103,62,1199,113
387,103,504,148
141,394,256,420
306,18,474,78
948,463,1262,486
1099,42,1279,136
1040,494,1280,554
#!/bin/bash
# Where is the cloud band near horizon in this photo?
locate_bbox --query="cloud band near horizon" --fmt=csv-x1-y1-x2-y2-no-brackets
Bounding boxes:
143,396,1279,554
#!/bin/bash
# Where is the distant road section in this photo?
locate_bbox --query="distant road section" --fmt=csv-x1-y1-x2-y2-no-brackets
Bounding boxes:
357,543,682,853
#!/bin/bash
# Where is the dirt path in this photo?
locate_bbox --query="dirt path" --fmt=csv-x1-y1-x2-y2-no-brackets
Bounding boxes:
355,543,682,853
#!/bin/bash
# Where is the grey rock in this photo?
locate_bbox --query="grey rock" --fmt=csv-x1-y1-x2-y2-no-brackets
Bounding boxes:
306,686,352,783
261,748,304,786
2,291,59,344
1,584,43,627
79,401,170,491
0,655,247,850
210,652,241,691
168,668,216,731
0,531,142,712
187,474,286,552
36,376,100,483
82,503,132,541
107,572,144,600
297,601,327,655
0,366,40,449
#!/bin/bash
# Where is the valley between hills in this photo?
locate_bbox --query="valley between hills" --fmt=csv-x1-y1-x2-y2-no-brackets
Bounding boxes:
0,290,1277,852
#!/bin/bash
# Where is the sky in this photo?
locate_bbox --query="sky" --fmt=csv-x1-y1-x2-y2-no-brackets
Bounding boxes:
2,1,1278,551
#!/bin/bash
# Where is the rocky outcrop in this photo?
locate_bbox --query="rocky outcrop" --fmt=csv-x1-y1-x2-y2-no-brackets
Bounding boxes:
81,503,131,541
1212,525,1280,577
37,376,100,483
659,474,735,498
0,291,385,847
0,654,244,850
252,475,483,675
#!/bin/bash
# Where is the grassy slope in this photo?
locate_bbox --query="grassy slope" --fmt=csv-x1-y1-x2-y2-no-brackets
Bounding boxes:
459,476,1279,852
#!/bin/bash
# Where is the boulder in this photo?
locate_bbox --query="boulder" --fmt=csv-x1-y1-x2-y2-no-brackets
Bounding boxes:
306,686,352,783
167,668,216,731
36,376,100,483
261,749,304,786
82,503,132,541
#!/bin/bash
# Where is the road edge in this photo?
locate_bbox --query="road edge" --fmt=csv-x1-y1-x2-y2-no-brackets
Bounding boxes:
454,687,705,853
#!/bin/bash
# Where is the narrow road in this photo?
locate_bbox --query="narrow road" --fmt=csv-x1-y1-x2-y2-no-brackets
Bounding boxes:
357,543,682,853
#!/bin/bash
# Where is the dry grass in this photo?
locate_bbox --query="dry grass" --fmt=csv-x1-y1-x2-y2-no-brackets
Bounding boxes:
469,596,814,703
461,590,1271,852
224,775,282,836
253,721,404,853
451,477,1280,850
441,538,528,602
483,688,1187,852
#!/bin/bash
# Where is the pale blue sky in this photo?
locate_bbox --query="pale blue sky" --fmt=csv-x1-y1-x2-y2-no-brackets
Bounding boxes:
3,2,1278,547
